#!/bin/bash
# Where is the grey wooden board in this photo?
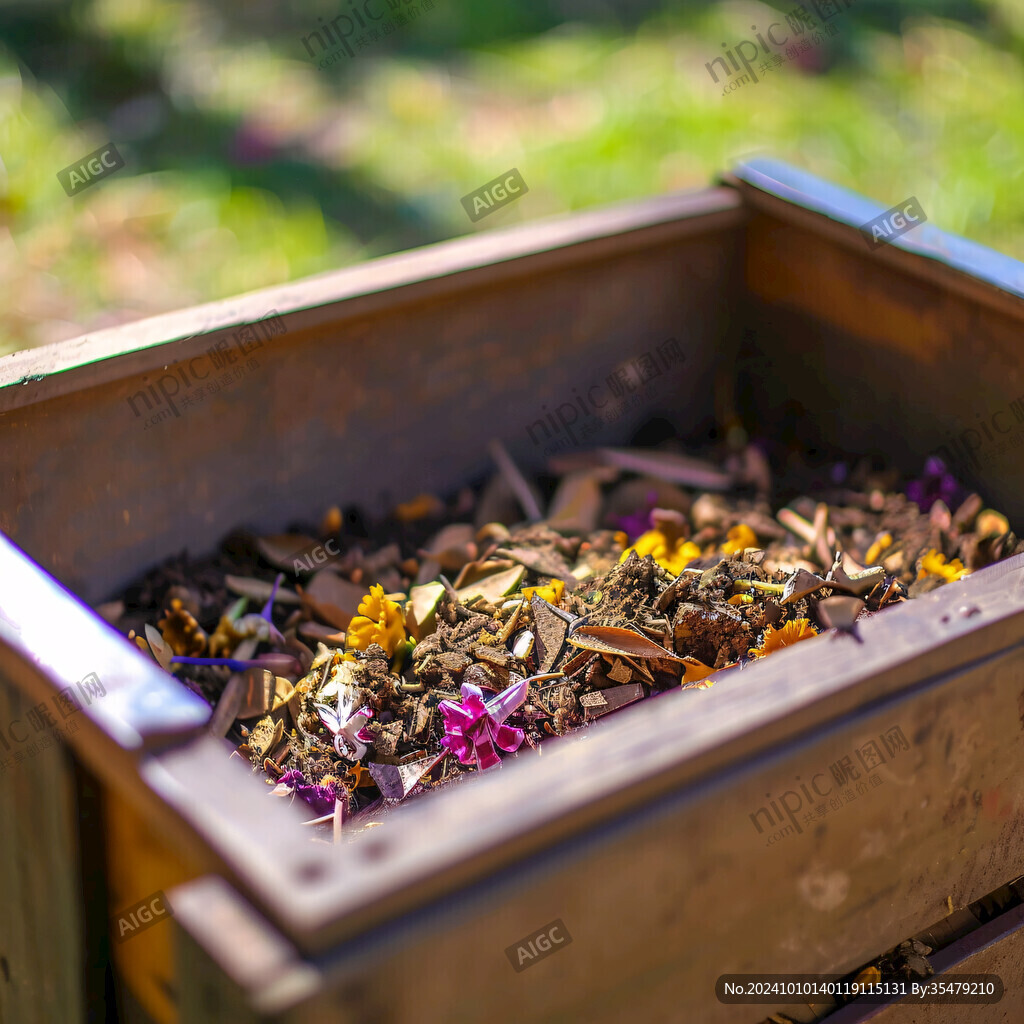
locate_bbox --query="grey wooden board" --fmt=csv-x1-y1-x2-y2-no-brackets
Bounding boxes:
826,903,1024,1023
170,582,1024,1021
148,554,1024,954
0,188,743,605
0,671,85,1024
732,189,1024,525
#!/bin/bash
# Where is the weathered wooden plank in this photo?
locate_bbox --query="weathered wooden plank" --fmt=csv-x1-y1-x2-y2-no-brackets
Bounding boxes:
0,532,210,756
104,784,203,1024
172,876,316,1024
725,160,1024,315
170,622,1024,1022
0,187,743,403
725,169,1024,523
0,189,743,604
0,671,86,1024
827,903,1024,1022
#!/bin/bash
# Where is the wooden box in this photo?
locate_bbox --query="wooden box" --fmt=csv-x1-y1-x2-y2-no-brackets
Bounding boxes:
3,159,1024,1023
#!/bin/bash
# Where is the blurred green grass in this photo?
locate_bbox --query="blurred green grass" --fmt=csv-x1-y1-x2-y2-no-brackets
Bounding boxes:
2,0,1024,356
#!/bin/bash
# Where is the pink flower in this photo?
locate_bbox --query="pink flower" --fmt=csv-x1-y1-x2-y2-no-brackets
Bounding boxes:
439,677,528,770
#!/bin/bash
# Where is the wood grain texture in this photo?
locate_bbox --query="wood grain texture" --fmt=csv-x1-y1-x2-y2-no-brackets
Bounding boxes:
5,172,1024,1021
827,903,1024,1023
169,626,1024,1022
0,189,742,605
0,672,85,1024
104,785,203,1024
731,196,1024,525
0,187,743,402
172,876,314,1024
724,170,1024,320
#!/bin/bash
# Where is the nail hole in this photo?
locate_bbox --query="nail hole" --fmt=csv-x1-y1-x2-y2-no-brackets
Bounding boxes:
361,838,389,860
297,861,327,883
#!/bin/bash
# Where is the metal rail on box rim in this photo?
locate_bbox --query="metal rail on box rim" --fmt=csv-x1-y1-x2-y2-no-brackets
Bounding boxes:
727,157,1024,306
0,186,744,413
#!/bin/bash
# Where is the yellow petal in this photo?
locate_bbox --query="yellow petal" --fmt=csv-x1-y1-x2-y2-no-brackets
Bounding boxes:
722,523,758,555
918,549,968,583
346,583,407,656
522,579,565,605
680,656,717,684
749,618,817,659
865,532,892,565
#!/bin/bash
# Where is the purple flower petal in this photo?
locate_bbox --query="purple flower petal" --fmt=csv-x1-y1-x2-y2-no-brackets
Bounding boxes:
276,769,338,816
905,458,966,513
259,573,287,646
296,782,338,816
615,489,659,541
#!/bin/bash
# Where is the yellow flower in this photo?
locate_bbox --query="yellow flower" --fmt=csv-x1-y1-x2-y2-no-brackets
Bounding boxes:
749,618,818,659
522,580,565,605
722,523,758,555
346,584,407,658
917,549,968,583
621,529,701,576
394,493,443,522
865,532,892,565
207,614,245,658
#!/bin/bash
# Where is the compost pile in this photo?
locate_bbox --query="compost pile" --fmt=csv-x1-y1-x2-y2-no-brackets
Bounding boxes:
108,443,1019,835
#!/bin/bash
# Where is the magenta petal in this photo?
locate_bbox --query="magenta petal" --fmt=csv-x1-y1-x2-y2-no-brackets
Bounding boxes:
440,699,478,730
440,689,523,769
492,722,525,754
471,731,501,770
441,732,475,764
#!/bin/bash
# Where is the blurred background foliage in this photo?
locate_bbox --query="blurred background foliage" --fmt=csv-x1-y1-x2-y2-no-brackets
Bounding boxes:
1,0,1023,355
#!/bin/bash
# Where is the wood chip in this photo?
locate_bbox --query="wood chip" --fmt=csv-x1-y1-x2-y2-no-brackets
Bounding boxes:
567,624,687,661
257,534,323,572
596,447,732,491
455,566,525,605
226,575,301,606
545,469,614,533
581,683,644,718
